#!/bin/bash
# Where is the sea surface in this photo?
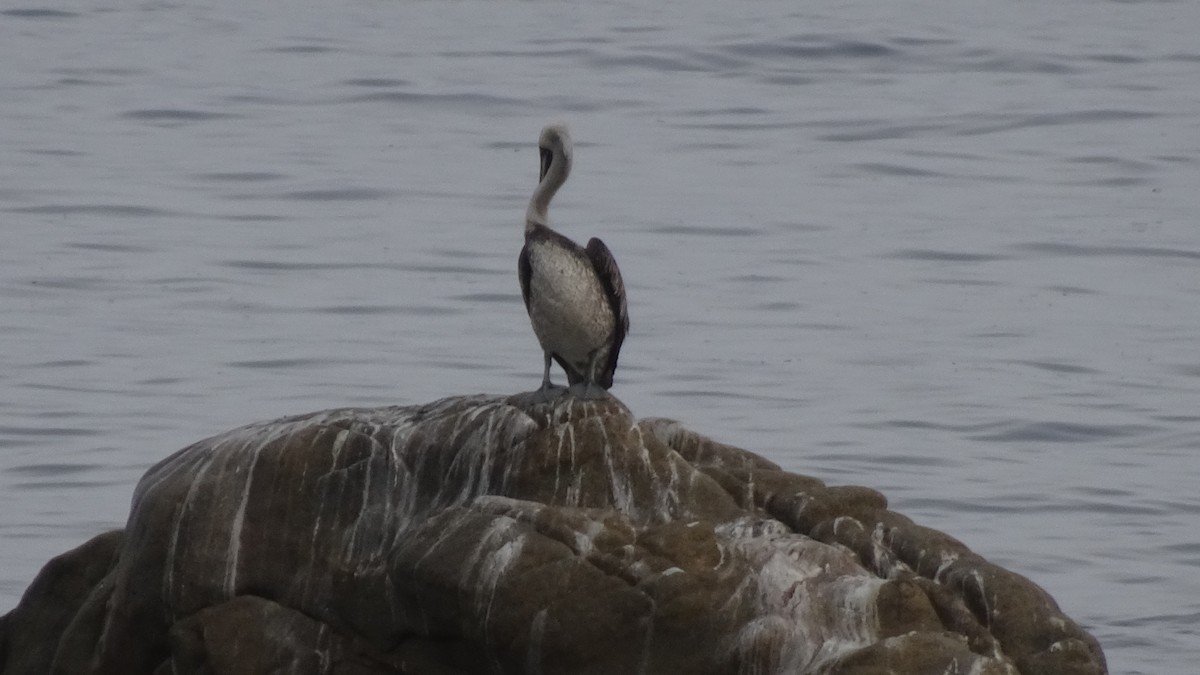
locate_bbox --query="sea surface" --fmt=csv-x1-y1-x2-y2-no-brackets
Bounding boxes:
2,0,1198,671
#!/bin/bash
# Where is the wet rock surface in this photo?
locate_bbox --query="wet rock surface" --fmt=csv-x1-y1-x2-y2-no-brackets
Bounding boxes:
0,392,1107,675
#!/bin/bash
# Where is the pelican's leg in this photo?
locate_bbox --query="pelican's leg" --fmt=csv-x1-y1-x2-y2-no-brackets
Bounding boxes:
540,352,554,391
531,352,565,403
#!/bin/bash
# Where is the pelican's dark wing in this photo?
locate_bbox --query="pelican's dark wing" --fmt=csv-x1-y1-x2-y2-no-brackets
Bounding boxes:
585,236,629,389
518,241,533,312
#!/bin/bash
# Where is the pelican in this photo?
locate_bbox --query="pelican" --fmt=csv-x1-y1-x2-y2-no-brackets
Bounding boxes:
518,124,629,399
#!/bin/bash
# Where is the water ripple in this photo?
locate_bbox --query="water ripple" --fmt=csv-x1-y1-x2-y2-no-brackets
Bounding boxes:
954,109,1157,136
453,292,520,304
586,53,709,73
12,480,126,490
962,54,1077,75
817,109,1156,143
724,35,898,60
267,44,340,55
5,463,103,477
7,204,178,218
902,497,1032,514
281,188,393,202
31,360,94,368
221,260,402,272
968,420,1158,443
0,426,100,438
649,224,759,237
1010,360,1102,375
884,249,1008,263
1162,542,1200,567
342,78,411,88
1,9,78,19
312,304,459,317
25,277,118,291
816,121,944,142
193,172,288,183
1012,242,1200,261
310,305,408,316
348,92,521,108
121,109,238,123
67,242,155,254
852,162,948,178
225,358,360,370
1041,285,1100,296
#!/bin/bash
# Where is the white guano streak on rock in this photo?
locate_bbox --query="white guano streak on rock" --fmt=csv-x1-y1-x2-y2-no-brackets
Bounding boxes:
565,425,582,506
596,422,633,513
455,417,492,505
345,429,377,564
549,424,565,501
312,621,332,674
758,550,825,670
972,569,994,626
496,415,524,496
645,422,683,519
324,425,350,540
822,575,882,658
637,596,655,675
479,413,499,496
223,430,273,598
629,423,668,518
640,417,680,450
630,422,654,477
435,433,463,507
571,518,606,557
162,449,216,618
721,525,884,673
299,427,355,604
453,402,497,451
445,412,489,507
525,608,548,675
500,404,538,446
867,521,902,576
390,430,423,526
932,550,960,583
133,442,205,511
461,518,523,652
668,456,688,517
795,576,883,672
374,433,402,550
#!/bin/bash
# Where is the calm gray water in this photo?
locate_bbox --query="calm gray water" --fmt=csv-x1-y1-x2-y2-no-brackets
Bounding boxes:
3,0,1198,671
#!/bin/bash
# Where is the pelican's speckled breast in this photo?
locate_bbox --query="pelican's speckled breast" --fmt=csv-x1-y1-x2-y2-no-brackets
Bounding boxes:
525,238,615,371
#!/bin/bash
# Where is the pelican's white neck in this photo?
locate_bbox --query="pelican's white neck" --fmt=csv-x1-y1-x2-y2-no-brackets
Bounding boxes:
526,126,573,232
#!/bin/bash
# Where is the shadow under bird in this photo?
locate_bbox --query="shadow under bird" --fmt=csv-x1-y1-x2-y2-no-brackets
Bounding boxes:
519,124,629,399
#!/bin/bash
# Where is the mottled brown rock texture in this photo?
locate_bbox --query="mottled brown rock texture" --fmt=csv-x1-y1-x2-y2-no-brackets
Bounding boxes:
0,392,1107,675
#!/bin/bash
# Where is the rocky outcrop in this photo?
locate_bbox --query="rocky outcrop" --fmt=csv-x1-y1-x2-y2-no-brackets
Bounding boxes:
0,392,1107,675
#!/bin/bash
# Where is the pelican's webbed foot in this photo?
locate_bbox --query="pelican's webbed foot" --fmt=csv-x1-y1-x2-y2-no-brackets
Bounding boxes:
528,382,569,404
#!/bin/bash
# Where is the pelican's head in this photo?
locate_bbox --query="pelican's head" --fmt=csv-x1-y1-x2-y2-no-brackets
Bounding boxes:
538,124,573,183
527,124,574,229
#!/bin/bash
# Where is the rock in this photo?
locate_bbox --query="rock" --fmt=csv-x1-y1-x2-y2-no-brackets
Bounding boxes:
0,530,122,675
0,392,1108,675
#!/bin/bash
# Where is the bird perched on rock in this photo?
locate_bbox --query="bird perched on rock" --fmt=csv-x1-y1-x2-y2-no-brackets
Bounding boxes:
518,124,629,399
